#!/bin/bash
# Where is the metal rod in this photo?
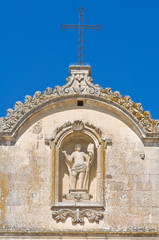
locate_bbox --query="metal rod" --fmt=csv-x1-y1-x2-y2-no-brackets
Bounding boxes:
78,9,81,65
81,9,84,65
78,7,84,65
60,8,102,65
61,24,102,30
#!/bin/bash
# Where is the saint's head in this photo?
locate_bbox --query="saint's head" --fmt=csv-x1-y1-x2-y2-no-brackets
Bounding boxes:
75,144,81,152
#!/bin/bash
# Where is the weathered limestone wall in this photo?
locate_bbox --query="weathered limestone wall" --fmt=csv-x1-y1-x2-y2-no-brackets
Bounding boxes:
0,104,159,236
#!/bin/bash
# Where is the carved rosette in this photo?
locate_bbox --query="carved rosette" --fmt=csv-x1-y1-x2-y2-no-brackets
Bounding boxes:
52,208,103,224
0,65,159,135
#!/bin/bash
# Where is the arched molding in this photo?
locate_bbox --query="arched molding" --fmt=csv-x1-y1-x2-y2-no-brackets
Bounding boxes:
0,96,159,145
49,120,103,149
0,64,158,143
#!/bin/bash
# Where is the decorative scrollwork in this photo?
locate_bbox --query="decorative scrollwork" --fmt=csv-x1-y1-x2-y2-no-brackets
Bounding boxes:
52,208,103,224
85,122,102,136
0,66,158,135
44,121,103,146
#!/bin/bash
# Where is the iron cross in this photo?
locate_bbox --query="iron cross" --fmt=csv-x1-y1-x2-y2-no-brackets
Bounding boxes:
60,7,102,65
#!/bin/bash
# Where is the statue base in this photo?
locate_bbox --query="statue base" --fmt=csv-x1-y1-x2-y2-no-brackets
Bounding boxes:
63,189,93,202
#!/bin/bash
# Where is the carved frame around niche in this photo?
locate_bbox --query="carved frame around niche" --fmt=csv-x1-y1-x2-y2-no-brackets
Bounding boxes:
45,120,112,224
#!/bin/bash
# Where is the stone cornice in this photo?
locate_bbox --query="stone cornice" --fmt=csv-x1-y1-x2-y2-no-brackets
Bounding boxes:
0,65,158,138
0,230,159,237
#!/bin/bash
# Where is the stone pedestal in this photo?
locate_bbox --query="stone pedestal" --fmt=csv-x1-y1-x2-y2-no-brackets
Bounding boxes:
63,189,93,202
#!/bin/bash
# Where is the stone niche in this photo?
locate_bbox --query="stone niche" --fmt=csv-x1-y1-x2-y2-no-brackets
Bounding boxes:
59,132,97,202
45,120,111,224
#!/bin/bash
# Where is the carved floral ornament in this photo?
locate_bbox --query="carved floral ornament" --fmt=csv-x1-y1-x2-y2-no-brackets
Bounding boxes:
0,66,159,136
51,208,103,224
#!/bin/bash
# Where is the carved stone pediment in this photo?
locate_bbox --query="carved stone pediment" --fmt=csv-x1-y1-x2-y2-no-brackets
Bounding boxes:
53,70,104,96
0,65,159,136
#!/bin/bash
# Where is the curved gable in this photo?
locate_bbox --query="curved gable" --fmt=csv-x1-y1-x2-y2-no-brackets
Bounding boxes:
0,65,158,143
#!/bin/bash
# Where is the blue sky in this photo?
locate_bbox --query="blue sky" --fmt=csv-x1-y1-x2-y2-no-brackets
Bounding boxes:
0,0,159,119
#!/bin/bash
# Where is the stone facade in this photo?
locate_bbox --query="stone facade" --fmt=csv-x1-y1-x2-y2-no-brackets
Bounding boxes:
0,65,159,239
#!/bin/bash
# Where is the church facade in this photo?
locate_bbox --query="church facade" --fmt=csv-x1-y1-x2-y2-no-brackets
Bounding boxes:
0,65,159,239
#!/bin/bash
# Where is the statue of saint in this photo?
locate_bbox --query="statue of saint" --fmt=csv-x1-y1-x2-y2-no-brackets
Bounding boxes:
62,143,94,190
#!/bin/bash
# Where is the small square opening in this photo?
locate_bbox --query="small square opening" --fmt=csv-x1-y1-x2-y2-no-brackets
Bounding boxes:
77,100,84,106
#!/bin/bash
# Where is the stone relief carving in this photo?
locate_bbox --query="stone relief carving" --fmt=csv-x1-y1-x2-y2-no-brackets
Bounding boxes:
62,143,94,189
72,120,84,131
48,120,106,224
63,189,93,202
53,73,103,96
0,65,158,135
52,208,103,224
32,121,42,134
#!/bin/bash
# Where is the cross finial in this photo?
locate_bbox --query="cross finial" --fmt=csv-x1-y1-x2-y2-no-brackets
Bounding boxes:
60,7,102,65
